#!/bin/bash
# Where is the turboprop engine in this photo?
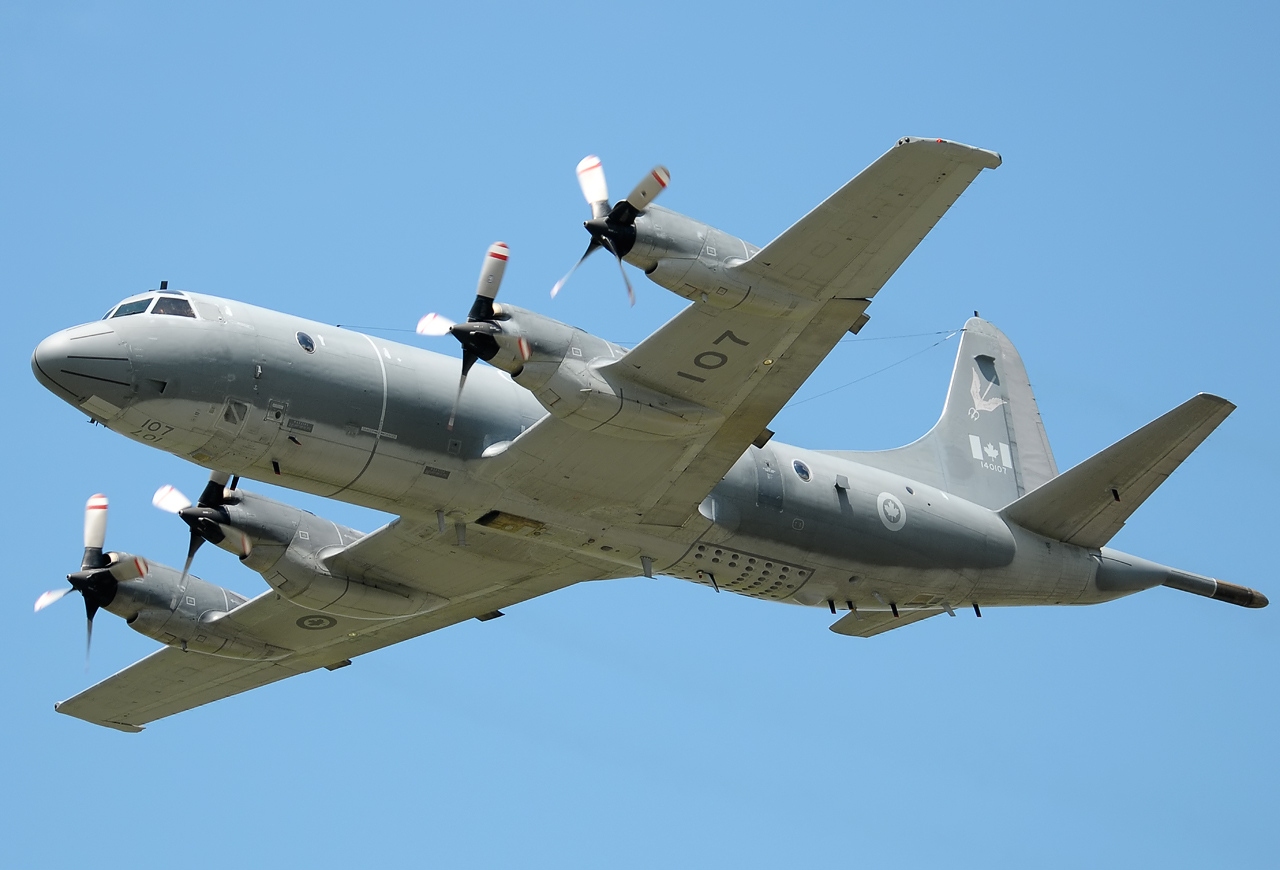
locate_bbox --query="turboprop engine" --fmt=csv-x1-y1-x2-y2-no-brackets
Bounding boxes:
152,472,446,620
34,494,281,660
417,245,719,441
550,155,803,318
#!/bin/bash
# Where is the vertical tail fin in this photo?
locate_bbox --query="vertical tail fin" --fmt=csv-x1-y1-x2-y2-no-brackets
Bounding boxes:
828,317,1057,508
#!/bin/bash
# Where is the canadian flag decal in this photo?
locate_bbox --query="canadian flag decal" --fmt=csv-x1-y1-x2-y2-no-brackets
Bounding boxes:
970,435,1013,469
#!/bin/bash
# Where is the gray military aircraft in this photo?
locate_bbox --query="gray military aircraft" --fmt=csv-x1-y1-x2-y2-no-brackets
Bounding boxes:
31,137,1266,732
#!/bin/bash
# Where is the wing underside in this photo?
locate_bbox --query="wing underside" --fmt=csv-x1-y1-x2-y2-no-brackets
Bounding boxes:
55,518,626,731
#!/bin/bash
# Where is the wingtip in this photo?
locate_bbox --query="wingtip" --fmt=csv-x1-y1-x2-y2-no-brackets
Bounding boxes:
895,136,1002,169
1192,392,1236,413
54,700,146,731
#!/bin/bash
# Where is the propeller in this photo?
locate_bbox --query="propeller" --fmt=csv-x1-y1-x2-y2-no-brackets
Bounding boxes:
151,471,246,606
416,242,531,431
34,494,148,667
551,156,670,305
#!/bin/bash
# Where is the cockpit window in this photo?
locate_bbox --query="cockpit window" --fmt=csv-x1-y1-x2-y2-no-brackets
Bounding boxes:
111,299,154,318
152,296,196,318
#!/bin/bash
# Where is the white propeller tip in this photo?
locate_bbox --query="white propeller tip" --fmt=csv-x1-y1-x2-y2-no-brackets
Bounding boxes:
34,588,71,613
84,494,109,550
416,313,456,337
625,164,671,211
152,484,191,514
575,154,609,210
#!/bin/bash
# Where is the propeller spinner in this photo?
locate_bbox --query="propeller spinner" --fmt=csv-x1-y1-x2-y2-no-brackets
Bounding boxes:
551,155,670,305
416,242,530,431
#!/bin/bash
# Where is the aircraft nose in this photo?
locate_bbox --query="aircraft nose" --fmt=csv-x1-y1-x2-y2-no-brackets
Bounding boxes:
32,325,135,419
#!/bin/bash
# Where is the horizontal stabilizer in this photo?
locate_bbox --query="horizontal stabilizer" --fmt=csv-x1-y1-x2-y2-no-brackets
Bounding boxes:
1002,394,1234,549
830,607,944,638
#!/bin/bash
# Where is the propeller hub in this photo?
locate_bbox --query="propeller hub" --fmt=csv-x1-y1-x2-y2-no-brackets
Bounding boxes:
448,321,500,362
584,217,638,258
66,567,119,616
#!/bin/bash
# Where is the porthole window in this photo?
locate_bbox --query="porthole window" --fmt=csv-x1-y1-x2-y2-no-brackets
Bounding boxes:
792,459,811,481
296,331,316,353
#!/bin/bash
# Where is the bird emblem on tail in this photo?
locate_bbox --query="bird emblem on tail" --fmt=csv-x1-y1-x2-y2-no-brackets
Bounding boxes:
969,367,1006,417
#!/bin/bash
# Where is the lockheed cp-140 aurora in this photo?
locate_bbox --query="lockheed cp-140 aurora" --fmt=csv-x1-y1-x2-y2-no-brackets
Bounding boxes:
31,137,1265,732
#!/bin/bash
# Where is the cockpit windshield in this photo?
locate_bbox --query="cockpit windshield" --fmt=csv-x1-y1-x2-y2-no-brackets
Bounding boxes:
152,296,195,317
103,291,199,320
111,298,153,318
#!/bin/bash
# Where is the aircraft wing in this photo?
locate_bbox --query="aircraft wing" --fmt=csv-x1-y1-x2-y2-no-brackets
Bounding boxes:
490,138,1000,527
733,137,1002,301
54,517,626,731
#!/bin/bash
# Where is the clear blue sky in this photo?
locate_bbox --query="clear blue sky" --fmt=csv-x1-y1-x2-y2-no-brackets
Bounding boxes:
3,3,1276,867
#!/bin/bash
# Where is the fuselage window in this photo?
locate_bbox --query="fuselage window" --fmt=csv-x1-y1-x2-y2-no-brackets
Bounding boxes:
792,459,811,481
152,296,196,317
111,299,153,318
296,332,316,353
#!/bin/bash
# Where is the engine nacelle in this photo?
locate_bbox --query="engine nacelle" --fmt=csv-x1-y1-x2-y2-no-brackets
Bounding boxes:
99,558,284,659
205,490,446,620
624,204,711,269
624,206,811,319
127,608,287,659
476,305,720,440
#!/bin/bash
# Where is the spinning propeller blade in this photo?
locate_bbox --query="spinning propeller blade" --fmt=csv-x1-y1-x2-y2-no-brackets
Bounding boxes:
34,587,72,612
550,239,600,299
416,243,513,431
416,313,456,336
576,155,609,219
84,493,107,555
623,166,670,213
152,484,192,514
36,494,130,669
151,472,234,602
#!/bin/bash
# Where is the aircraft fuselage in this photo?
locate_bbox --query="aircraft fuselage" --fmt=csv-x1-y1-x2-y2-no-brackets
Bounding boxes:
31,291,1148,621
